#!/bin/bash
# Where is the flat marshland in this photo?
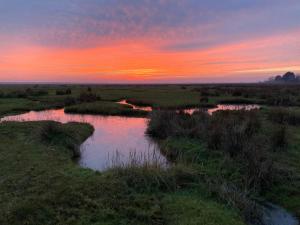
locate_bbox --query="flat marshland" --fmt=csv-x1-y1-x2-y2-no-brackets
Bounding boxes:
1,84,300,225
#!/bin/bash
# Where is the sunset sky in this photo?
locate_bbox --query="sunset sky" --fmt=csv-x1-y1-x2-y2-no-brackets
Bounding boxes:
0,0,299,83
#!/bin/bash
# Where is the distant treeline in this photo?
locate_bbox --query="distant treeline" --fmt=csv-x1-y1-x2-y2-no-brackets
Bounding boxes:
268,71,300,83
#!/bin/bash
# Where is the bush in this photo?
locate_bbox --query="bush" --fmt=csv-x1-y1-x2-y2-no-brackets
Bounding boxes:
147,110,210,139
78,92,100,103
36,122,82,157
56,89,71,95
267,108,300,125
270,125,288,151
37,122,62,143
199,96,209,103
146,111,177,139
66,88,72,95
147,110,273,191
242,137,274,191
207,111,261,157
266,95,297,106
64,97,77,106
26,88,48,96
232,90,242,97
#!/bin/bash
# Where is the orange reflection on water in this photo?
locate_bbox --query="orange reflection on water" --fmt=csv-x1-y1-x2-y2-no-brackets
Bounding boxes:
1,109,164,171
117,100,152,112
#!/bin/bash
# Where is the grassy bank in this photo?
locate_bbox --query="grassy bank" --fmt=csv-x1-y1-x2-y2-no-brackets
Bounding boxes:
65,101,148,117
0,98,37,117
0,121,246,225
264,124,300,216
147,109,300,220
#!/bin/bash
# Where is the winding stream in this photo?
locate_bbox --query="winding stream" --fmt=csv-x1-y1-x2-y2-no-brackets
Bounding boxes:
0,101,261,171
0,102,298,225
1,109,164,171
117,99,260,115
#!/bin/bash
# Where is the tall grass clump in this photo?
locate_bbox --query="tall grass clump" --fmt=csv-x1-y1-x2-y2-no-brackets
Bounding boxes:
270,125,288,151
35,121,92,158
106,149,200,193
107,149,166,170
56,89,71,95
146,110,210,139
207,110,261,156
147,110,275,191
267,107,300,126
78,91,100,103
206,180,263,225
146,109,280,223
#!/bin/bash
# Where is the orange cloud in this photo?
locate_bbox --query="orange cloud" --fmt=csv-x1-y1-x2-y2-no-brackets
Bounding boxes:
0,29,299,82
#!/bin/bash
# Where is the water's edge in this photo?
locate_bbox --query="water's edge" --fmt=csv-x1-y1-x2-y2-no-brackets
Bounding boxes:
0,107,298,225
261,203,298,225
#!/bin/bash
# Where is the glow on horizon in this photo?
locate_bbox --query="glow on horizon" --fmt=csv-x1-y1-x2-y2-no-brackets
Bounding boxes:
0,0,300,83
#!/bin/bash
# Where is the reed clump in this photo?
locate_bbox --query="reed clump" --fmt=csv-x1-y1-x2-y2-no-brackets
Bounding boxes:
267,107,300,126
147,110,282,192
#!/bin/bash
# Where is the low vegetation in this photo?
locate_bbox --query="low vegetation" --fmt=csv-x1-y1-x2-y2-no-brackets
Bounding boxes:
1,83,300,224
147,109,300,221
0,121,245,225
65,101,148,117
266,107,300,126
1,83,300,114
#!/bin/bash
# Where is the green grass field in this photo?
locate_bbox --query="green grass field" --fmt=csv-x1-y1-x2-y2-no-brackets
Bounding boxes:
65,101,148,117
0,121,245,225
1,84,300,117
1,84,300,224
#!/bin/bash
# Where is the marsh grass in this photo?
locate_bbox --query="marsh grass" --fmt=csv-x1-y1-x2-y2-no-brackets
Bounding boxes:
34,121,93,158
267,107,300,126
107,148,168,170
1,84,300,224
146,107,300,221
65,101,148,117
106,143,263,224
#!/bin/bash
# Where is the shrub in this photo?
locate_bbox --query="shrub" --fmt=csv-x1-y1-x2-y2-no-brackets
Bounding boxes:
36,122,82,158
64,97,77,106
270,125,288,151
56,89,71,95
78,92,100,102
267,108,300,125
266,95,297,106
146,111,177,139
26,88,48,96
207,111,261,157
242,137,274,191
147,110,272,191
232,90,242,96
66,88,72,95
200,90,210,96
147,110,210,139
199,96,209,103
37,122,62,143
